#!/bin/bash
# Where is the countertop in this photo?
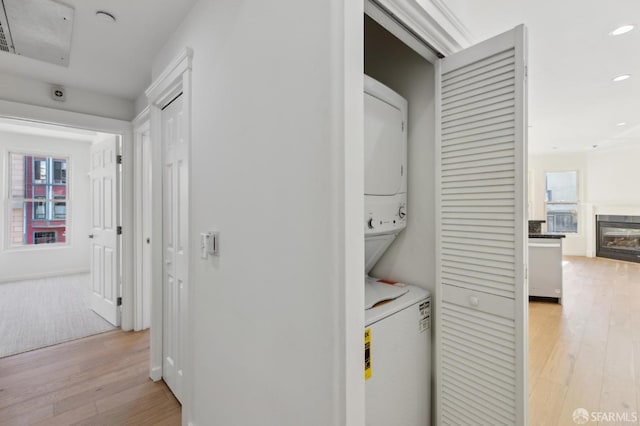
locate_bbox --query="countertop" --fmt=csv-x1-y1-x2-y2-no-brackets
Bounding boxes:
529,233,566,239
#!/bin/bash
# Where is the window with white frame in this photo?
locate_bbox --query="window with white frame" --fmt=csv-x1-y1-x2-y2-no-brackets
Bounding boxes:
8,153,69,246
545,171,578,233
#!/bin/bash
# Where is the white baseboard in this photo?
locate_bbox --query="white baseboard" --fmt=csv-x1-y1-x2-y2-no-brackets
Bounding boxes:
0,269,90,284
150,365,162,381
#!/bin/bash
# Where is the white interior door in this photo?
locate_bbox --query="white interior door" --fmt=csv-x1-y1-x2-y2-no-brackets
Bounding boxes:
141,130,153,330
162,93,187,403
134,122,153,331
90,135,120,327
436,25,528,425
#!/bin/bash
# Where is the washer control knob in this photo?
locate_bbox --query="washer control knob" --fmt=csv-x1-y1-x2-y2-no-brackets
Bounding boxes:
398,205,406,219
367,218,374,229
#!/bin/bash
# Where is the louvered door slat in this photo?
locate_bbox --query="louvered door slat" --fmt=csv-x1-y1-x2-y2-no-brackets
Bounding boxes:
442,130,514,150
442,120,514,142
442,62,515,95
443,86,515,114
442,184,514,195
442,177,515,188
443,144,514,162
442,70,515,101
442,49,515,81
442,370,515,409
443,88,515,117
442,247,514,264
442,77,514,106
442,229,515,241
442,276,514,298
442,240,514,255
442,153,515,171
437,25,527,426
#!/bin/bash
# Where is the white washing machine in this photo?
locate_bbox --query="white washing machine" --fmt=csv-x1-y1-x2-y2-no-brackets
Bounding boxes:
365,278,431,426
363,75,431,426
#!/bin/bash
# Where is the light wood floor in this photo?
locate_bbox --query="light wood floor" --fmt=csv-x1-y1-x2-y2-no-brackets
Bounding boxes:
530,256,640,425
2,256,636,425
0,329,181,425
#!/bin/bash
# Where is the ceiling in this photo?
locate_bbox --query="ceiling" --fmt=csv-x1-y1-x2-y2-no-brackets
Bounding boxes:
0,0,637,154
0,0,198,101
442,0,640,154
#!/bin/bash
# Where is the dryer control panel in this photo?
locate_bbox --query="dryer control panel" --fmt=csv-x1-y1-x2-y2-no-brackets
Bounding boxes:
365,193,407,236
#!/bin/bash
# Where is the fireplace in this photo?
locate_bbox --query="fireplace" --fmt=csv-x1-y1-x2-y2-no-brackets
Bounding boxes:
596,215,640,263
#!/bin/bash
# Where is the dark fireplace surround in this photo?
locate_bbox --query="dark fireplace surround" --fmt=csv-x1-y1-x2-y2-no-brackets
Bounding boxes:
596,215,640,263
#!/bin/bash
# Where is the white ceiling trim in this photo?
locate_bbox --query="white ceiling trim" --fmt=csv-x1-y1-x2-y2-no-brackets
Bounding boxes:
429,0,475,45
145,47,193,108
374,0,471,56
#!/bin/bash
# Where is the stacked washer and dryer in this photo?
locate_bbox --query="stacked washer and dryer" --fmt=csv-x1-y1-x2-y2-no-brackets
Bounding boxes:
363,75,431,426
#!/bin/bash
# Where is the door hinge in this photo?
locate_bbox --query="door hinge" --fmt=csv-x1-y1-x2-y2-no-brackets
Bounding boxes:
117,297,122,306
402,121,405,132
116,154,123,164
117,226,122,235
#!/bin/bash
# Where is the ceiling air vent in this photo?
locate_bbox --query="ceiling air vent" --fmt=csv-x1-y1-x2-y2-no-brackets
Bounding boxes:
0,23,10,52
0,1,14,53
0,0,73,66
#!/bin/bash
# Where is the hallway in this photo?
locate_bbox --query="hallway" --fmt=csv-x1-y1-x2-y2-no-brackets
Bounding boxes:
0,330,180,425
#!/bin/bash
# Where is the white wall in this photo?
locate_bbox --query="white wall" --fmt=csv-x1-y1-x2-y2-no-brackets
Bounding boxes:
0,130,91,282
364,16,436,292
586,144,640,206
151,1,361,425
529,145,640,256
0,72,135,122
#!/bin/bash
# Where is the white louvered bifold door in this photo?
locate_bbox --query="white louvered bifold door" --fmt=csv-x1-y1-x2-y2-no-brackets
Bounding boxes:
435,25,528,426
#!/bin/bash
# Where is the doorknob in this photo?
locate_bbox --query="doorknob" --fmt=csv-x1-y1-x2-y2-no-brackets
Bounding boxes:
146,238,151,244
88,234,94,239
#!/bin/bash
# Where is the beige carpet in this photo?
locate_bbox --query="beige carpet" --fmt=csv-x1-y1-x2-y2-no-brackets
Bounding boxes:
0,273,116,358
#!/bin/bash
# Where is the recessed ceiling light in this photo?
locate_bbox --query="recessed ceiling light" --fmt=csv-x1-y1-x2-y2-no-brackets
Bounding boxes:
617,122,627,126
612,74,631,82
96,10,116,23
610,25,634,36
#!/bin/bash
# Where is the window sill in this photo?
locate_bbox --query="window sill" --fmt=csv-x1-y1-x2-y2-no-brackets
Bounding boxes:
4,243,72,253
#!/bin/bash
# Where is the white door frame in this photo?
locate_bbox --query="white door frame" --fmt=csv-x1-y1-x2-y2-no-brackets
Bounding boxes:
145,47,192,422
0,99,135,331
133,107,151,331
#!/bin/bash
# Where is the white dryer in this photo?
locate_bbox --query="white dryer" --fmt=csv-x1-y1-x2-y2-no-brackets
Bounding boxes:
364,75,407,274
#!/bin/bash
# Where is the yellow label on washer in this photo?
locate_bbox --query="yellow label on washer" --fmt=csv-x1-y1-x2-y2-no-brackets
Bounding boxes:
364,328,371,380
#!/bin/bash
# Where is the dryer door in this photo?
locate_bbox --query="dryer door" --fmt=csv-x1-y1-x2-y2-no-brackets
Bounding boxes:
364,81,407,196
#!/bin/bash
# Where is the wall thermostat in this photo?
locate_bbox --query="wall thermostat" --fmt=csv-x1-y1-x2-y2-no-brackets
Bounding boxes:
51,85,66,102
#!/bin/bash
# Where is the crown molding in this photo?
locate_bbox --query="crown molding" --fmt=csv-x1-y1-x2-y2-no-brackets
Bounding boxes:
373,0,475,56
429,0,475,45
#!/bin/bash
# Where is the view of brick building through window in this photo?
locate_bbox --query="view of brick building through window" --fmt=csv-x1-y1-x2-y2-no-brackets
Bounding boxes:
9,153,68,246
